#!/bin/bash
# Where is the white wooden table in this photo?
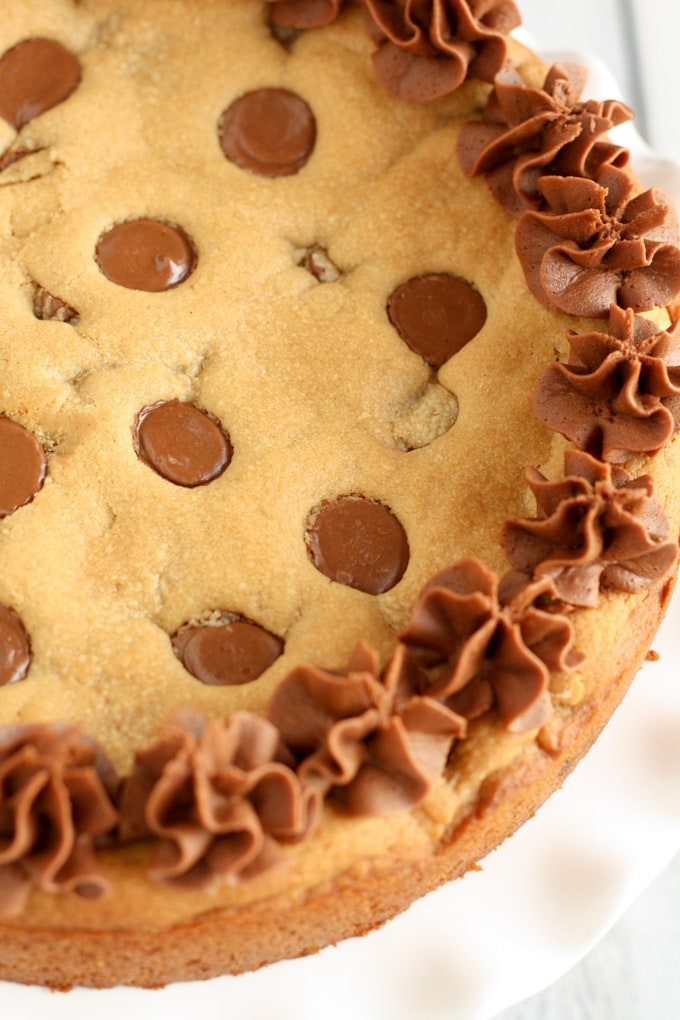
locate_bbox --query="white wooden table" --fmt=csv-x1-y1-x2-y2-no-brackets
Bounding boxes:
495,851,680,1019
495,5,680,1017
519,1,680,165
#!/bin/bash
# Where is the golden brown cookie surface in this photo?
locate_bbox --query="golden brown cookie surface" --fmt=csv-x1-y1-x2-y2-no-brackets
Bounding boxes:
0,0,563,764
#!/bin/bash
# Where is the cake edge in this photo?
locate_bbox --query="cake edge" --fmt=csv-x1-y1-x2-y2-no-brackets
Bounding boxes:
0,572,671,989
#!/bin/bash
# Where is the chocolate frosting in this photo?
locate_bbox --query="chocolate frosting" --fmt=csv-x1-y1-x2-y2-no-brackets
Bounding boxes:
501,450,678,607
306,495,410,594
268,0,347,28
268,641,465,815
219,88,316,177
172,616,284,686
515,166,680,317
534,305,680,462
387,273,487,367
0,416,47,517
362,0,521,103
0,38,81,130
119,712,318,889
399,558,581,732
0,725,118,917
134,400,232,488
457,62,633,217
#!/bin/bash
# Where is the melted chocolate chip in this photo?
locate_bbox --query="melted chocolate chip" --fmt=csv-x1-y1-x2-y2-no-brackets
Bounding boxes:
0,38,81,130
0,604,31,686
307,495,409,594
33,285,80,324
95,219,197,292
219,88,316,177
0,416,47,517
269,22,303,49
295,244,341,282
387,273,487,368
134,400,232,488
172,617,283,686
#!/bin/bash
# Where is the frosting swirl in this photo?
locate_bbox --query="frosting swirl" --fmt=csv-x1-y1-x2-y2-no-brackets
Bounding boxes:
362,0,521,103
0,725,118,917
501,450,678,607
119,712,318,890
457,62,633,216
268,641,465,815
267,0,347,28
534,305,680,462
399,558,581,733
515,166,680,317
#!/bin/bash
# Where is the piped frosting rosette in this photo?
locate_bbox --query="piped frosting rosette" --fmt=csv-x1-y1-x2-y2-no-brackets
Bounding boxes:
268,642,466,816
515,166,680,317
457,61,633,215
534,305,680,462
0,726,119,916
399,559,582,733
118,712,319,890
362,0,521,102
501,451,678,608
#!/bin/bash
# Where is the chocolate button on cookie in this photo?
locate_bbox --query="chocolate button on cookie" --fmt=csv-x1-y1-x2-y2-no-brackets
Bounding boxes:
172,617,284,687
134,400,232,488
95,219,197,292
219,87,316,177
0,38,81,129
0,605,31,686
387,273,487,368
0,417,47,518
306,495,410,594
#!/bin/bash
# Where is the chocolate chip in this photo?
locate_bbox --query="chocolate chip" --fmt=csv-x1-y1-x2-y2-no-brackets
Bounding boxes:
0,604,31,686
133,400,232,488
95,218,197,292
32,284,80,324
0,38,81,130
295,244,341,282
387,273,487,368
218,88,316,177
0,416,47,517
306,495,410,594
172,616,284,686
269,22,303,48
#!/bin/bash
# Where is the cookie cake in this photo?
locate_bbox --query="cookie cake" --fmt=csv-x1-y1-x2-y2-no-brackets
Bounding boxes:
1,0,679,989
